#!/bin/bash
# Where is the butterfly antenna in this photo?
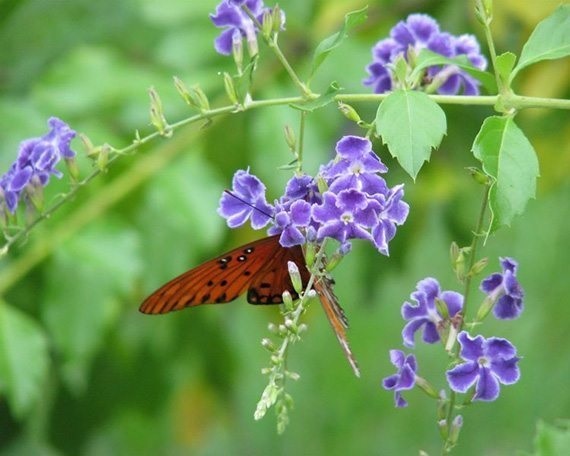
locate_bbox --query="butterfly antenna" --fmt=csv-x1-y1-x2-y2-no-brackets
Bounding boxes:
224,190,275,220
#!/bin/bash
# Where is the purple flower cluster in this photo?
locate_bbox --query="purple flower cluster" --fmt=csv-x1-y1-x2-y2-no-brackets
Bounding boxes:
217,135,409,254
0,117,76,215
383,261,524,407
364,14,487,95
210,0,285,56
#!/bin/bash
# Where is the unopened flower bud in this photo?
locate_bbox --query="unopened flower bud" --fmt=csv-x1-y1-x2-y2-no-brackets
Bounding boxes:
272,5,283,33
283,125,296,151
261,9,273,39
415,375,439,399
469,257,488,276
232,31,244,74
467,167,492,186
65,156,80,183
338,102,361,124
288,261,303,294
96,144,111,171
282,290,294,312
173,76,193,106
223,72,239,105
148,87,171,137
261,338,276,352
475,294,496,322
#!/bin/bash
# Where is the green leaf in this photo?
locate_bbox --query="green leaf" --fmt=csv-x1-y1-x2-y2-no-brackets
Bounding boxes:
0,302,49,418
511,5,570,80
290,82,340,112
533,420,570,456
309,7,367,80
42,222,142,394
412,49,497,94
375,90,447,179
472,116,539,232
495,52,517,87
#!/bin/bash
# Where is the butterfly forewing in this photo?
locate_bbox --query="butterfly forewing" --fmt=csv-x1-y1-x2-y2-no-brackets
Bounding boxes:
140,235,308,314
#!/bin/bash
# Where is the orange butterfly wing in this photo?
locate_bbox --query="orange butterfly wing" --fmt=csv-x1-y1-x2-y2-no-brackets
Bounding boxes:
139,235,309,314
140,235,359,376
314,277,360,377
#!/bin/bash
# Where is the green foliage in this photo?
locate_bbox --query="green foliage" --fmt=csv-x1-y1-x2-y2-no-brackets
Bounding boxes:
0,302,49,418
532,420,570,456
472,116,539,232
511,5,570,81
309,6,368,81
0,0,568,455
375,90,447,179
42,222,142,393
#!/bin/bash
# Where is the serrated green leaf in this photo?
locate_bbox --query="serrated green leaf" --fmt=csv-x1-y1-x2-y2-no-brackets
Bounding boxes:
472,116,539,232
42,222,142,393
511,5,570,81
290,82,340,112
375,90,446,179
0,302,49,418
412,49,497,94
309,7,367,80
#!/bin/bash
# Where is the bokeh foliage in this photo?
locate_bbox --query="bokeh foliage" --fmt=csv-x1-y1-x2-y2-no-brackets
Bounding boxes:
0,0,569,454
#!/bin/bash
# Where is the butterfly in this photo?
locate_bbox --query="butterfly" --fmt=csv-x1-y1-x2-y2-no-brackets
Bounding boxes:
140,234,360,376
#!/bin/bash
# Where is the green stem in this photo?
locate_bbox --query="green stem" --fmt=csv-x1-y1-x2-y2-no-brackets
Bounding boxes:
268,39,313,97
442,185,489,453
476,0,503,94
1,88,566,287
296,111,307,171
459,185,489,327
241,5,313,98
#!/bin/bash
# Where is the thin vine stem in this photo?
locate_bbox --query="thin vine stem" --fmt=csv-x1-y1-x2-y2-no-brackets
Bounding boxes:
241,5,313,98
442,184,489,454
2,90,568,258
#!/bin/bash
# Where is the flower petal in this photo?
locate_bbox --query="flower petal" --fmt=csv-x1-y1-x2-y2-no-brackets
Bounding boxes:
473,366,500,401
446,361,479,393
457,331,484,361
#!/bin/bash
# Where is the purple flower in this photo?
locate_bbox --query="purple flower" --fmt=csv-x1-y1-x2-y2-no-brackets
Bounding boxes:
446,331,520,402
321,136,389,195
210,0,285,56
281,174,321,205
268,199,311,247
480,257,524,320
312,189,380,246
382,350,417,407
0,117,76,214
401,278,463,348
363,13,487,95
217,169,274,229
217,135,408,253
370,184,409,255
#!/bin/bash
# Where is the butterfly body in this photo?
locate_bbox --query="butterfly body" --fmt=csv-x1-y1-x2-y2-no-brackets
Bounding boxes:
140,235,359,376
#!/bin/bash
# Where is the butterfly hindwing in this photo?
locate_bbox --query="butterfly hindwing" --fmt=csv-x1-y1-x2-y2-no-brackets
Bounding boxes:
140,235,287,314
314,277,360,377
247,244,310,304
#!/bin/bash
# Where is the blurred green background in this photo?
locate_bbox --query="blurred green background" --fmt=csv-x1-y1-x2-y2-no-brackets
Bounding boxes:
1,0,569,454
